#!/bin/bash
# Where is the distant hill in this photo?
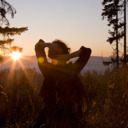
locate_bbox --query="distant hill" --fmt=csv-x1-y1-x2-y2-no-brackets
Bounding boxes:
0,56,112,74
81,56,112,75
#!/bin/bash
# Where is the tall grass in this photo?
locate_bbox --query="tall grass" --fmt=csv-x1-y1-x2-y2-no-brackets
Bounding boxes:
81,67,128,128
0,68,44,128
0,67,128,127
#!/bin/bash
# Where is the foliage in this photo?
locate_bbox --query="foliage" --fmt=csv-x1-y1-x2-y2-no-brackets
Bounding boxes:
0,0,28,56
102,0,124,44
0,0,16,26
0,27,28,36
101,0,127,67
0,38,14,45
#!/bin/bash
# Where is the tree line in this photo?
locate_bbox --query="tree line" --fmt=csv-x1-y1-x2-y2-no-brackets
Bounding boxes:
102,0,128,67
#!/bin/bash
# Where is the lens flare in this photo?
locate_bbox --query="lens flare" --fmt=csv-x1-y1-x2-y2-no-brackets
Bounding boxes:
52,59,58,65
38,57,44,63
11,51,22,60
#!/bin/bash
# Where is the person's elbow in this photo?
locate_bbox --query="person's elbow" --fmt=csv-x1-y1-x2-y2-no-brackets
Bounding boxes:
80,46,92,58
35,43,39,53
88,48,92,56
83,47,92,56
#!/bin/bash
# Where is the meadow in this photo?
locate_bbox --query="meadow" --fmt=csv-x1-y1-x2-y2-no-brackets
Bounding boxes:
0,67,128,128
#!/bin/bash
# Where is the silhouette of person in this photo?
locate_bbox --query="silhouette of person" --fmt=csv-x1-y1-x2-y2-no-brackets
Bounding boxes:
34,39,91,128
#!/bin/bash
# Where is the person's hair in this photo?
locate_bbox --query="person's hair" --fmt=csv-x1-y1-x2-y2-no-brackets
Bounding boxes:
52,39,70,54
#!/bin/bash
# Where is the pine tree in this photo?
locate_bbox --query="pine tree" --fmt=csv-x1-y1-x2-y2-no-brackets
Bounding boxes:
102,0,124,67
123,0,127,63
0,0,28,60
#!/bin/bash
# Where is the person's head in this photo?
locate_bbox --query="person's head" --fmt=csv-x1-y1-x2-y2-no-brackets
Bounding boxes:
48,40,70,60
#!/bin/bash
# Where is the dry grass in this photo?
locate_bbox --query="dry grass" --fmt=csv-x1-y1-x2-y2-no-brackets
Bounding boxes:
81,67,128,128
0,68,43,128
0,67,128,128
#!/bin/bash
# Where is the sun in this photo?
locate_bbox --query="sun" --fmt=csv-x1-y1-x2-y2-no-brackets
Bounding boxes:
11,51,22,60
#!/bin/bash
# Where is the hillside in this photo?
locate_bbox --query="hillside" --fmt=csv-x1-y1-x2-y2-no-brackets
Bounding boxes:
0,56,111,74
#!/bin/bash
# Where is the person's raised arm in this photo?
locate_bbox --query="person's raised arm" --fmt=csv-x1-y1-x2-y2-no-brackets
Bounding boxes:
35,39,51,61
54,46,91,75
35,39,52,76
71,46,91,74
55,50,81,61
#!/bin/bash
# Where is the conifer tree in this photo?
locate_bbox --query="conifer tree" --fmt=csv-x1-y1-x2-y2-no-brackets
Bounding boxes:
102,0,124,67
0,0,28,59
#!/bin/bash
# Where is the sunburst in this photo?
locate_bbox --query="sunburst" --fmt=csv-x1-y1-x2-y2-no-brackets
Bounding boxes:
11,51,22,60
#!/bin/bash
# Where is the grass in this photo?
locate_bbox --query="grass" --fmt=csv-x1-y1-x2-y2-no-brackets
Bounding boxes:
0,67,128,128
0,68,44,128
81,67,128,128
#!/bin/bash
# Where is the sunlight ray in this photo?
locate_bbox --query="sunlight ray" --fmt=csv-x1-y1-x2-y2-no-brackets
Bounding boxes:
21,56,37,64
7,61,16,82
18,60,35,87
0,57,12,66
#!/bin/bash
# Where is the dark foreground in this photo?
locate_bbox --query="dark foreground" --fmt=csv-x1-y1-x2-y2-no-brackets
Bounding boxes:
0,67,128,128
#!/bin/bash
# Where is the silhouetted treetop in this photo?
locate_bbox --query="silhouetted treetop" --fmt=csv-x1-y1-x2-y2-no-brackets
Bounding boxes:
0,0,16,26
102,0,113,5
11,46,22,52
0,38,13,45
102,0,124,44
0,27,28,36
0,0,28,58
102,2,123,22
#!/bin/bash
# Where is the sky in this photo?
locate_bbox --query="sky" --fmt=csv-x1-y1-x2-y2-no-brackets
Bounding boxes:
6,0,114,57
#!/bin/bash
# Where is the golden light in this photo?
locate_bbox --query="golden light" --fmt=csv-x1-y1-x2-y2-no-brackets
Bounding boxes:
52,59,58,65
38,57,44,63
11,51,22,60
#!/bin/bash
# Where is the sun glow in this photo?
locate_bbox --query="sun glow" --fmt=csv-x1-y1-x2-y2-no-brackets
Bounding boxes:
11,51,22,60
